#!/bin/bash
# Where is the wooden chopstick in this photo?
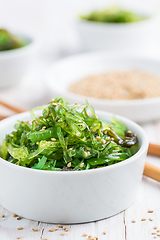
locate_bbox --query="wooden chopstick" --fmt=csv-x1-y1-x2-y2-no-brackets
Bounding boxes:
144,143,160,182
0,100,25,113
143,162,160,182
148,143,160,157
0,115,9,120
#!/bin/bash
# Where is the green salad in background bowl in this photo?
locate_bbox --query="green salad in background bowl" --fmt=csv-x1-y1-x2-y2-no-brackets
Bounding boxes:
79,6,148,23
0,28,37,88
0,29,28,51
76,5,159,52
0,97,139,171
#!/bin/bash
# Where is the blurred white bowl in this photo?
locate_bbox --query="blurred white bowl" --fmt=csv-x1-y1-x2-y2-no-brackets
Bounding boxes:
76,13,160,54
46,52,160,122
0,109,148,223
0,32,37,88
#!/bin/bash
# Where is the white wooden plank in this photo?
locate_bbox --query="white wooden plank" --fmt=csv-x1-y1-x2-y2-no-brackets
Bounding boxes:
125,176,160,240
39,212,125,240
0,206,42,240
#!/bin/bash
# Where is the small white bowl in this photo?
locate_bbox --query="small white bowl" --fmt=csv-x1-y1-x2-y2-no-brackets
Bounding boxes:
76,13,160,54
0,109,148,223
0,32,37,88
45,52,160,122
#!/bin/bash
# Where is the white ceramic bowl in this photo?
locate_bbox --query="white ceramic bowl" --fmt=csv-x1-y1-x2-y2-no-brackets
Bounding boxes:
0,109,148,223
46,52,160,122
0,32,37,88
76,13,160,54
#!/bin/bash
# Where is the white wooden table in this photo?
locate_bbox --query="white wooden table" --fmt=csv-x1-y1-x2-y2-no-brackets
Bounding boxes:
0,51,160,240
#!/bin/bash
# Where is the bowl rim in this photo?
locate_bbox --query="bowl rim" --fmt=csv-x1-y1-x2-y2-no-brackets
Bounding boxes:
0,109,149,175
0,32,38,59
46,51,160,106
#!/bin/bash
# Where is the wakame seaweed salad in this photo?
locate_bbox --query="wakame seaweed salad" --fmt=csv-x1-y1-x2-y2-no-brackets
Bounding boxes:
79,6,148,23
0,97,139,171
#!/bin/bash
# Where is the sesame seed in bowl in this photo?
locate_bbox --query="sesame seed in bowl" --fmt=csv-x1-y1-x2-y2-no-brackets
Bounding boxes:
45,52,160,122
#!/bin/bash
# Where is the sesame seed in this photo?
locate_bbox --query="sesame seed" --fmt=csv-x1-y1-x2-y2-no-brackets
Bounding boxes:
54,227,58,230
96,136,101,141
76,133,80,137
49,228,55,232
57,103,62,106
51,99,55,102
38,115,43,118
84,151,88,158
88,236,92,239
61,232,65,236
26,120,29,123
154,227,158,230
36,142,39,145
69,71,160,100
17,236,21,239
65,228,69,232
42,126,46,130
127,130,132,134
28,122,32,126
51,138,56,141
132,219,136,223
154,236,157,239
157,233,160,236
9,133,14,137
32,228,38,231
1,214,5,218
94,115,98,119
91,130,95,133
111,138,114,141
75,102,78,105
42,239,47,240
104,130,107,135
63,226,66,230
134,134,137,137
18,227,23,230
106,137,110,140
67,148,73,152
148,210,154,213
149,218,153,221
12,213,17,217
80,162,84,168
52,103,57,106
83,233,87,237
157,230,160,233
103,231,107,235
58,224,63,228
152,233,157,235
102,140,106,144
55,116,58,121
141,218,146,221
35,121,38,125
115,147,119,150
67,162,71,168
